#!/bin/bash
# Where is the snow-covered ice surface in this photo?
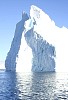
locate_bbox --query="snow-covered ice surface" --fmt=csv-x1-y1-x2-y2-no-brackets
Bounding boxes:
5,5,68,72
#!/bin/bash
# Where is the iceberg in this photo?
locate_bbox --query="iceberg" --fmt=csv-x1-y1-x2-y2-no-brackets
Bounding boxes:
5,5,56,72
5,12,29,71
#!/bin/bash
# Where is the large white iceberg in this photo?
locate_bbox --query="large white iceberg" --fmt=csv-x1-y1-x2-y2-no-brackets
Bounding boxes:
5,5,56,72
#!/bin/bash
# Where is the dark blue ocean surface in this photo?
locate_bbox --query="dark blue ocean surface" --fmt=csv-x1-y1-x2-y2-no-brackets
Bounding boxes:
0,70,68,100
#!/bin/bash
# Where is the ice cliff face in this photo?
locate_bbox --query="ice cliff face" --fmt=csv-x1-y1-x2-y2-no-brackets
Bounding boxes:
5,5,56,72
5,12,29,71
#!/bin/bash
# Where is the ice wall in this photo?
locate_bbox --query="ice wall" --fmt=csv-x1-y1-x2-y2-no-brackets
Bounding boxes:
5,5,56,72
5,12,29,71
25,28,55,72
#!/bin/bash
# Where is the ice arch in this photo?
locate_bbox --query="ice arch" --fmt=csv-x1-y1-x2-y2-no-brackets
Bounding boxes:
5,5,56,72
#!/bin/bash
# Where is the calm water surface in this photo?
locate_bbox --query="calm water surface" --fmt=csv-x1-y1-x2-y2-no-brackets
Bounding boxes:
0,70,68,100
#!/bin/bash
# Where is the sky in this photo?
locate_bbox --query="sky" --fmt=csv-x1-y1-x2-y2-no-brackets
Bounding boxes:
0,0,68,62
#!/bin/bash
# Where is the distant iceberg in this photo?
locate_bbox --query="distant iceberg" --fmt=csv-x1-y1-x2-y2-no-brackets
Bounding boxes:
5,5,56,72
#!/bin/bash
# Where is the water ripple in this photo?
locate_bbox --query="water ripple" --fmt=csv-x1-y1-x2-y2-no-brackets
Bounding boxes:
0,70,68,100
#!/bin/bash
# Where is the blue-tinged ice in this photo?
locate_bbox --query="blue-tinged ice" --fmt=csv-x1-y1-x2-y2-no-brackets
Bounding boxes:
5,5,56,72
25,29,55,72
5,12,29,71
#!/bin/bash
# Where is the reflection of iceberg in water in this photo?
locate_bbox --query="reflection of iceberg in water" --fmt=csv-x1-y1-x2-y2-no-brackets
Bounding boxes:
16,72,32,99
5,5,55,72
15,72,57,99
54,73,68,99
0,71,17,99
30,72,56,99
0,71,68,99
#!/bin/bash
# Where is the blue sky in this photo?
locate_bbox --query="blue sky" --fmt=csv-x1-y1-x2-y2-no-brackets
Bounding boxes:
0,0,68,61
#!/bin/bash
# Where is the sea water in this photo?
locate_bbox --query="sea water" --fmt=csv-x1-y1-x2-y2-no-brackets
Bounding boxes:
0,70,68,100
